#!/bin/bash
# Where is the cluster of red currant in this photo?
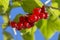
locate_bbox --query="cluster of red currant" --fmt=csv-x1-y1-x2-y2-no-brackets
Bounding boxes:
9,6,49,30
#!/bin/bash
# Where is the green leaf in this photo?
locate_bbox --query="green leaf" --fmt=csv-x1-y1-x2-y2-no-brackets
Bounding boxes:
40,19,56,40
2,15,9,30
36,7,60,39
52,0,60,8
58,34,60,40
36,19,43,28
20,25,37,40
20,25,37,34
0,0,9,13
21,0,43,13
3,31,14,40
14,14,22,23
12,1,21,8
22,32,34,40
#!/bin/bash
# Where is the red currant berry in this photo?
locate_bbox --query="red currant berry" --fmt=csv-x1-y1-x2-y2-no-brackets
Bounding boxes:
23,21,31,29
19,16,26,22
33,8,41,15
28,14,38,23
16,22,23,30
43,13,49,19
10,21,17,28
39,13,44,19
30,23,34,27
41,6,45,13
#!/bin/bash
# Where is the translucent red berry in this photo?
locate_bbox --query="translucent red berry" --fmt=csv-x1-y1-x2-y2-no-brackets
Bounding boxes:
41,6,45,13
19,16,26,22
33,8,41,15
23,21,31,29
10,21,17,28
30,23,34,27
28,14,38,23
39,13,44,19
43,13,49,19
16,22,23,30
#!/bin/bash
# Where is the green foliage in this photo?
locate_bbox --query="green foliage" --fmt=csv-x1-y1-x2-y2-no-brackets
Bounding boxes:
12,1,21,7
2,15,9,30
35,0,60,39
20,25,37,40
0,0,60,40
14,14,22,23
3,31,14,40
58,34,60,40
0,0,9,13
52,0,60,8
21,0,43,13
36,8,60,39
36,19,43,28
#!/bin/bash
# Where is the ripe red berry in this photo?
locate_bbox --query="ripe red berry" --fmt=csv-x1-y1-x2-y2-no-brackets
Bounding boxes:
41,6,45,13
39,13,44,19
19,16,26,22
23,21,31,29
10,21,17,28
43,13,49,19
30,23,34,27
16,22,23,30
28,14,38,23
33,8,41,15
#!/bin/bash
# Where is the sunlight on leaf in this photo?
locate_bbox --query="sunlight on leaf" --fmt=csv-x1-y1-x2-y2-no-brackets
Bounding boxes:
2,15,9,30
0,0,9,13
36,5,60,40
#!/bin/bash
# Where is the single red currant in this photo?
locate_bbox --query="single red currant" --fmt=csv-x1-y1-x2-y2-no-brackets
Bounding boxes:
10,21,17,28
39,13,44,19
19,16,26,22
30,23,34,27
33,8,41,15
28,14,38,23
16,22,23,30
23,21,31,29
41,6,45,13
43,13,49,19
